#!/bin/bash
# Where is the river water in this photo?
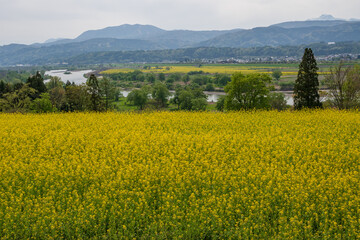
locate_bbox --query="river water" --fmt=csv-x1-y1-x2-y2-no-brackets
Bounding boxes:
45,70,294,105
115,90,293,105
44,70,93,85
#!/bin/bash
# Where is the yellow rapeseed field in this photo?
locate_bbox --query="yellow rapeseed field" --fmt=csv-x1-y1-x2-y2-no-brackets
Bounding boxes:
0,110,359,239
100,66,298,75
100,66,329,76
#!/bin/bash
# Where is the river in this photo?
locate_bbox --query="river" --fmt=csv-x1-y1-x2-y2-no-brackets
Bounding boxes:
44,69,93,85
123,90,294,105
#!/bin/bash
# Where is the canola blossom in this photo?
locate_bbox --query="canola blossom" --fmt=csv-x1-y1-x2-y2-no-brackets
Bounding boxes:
0,110,359,239
100,65,329,76
100,66,299,76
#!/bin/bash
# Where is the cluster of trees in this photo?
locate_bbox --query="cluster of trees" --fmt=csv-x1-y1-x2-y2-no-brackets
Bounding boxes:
104,70,231,91
215,48,360,111
0,73,119,113
324,63,360,109
127,82,171,110
293,48,360,110
171,85,208,111
215,73,287,111
126,82,208,111
1,48,358,113
0,70,32,83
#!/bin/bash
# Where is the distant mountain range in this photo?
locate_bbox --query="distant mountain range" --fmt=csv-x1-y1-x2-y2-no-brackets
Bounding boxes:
1,15,360,66
308,14,360,21
196,22,360,48
41,24,239,48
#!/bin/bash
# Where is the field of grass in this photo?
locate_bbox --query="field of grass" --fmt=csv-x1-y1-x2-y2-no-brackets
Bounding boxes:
113,97,138,111
1,111,359,238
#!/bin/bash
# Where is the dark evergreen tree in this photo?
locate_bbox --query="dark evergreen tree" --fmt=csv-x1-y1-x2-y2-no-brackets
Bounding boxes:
65,80,72,89
26,71,47,99
294,48,322,109
0,80,6,98
13,82,24,91
86,74,103,111
158,73,165,82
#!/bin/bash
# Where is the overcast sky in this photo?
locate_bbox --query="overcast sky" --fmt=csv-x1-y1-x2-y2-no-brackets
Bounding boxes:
1,0,360,46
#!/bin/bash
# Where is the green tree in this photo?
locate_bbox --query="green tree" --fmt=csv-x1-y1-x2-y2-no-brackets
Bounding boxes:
86,74,103,111
65,85,89,112
0,84,36,113
158,73,165,82
0,80,6,98
13,82,24,91
152,81,170,108
30,93,56,113
215,95,226,111
214,74,231,87
294,48,322,109
65,80,73,88
224,73,272,110
46,76,64,90
182,74,190,85
178,90,194,110
191,98,207,111
325,63,360,109
171,85,183,110
205,83,215,91
127,89,148,110
145,73,156,83
192,75,210,86
99,77,117,111
268,92,287,110
271,69,282,81
49,87,66,110
344,65,360,108
167,73,181,83
26,71,47,99
177,86,208,111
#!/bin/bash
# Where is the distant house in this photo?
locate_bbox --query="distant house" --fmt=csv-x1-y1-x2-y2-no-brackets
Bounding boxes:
328,42,336,45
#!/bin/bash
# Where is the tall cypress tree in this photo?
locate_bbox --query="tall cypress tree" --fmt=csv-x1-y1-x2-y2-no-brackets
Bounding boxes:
294,48,322,109
86,74,103,111
0,80,5,98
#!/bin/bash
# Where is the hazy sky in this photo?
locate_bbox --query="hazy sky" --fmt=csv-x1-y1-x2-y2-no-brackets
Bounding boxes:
1,0,360,45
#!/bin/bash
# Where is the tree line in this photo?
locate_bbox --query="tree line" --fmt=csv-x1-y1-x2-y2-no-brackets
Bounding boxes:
103,69,231,91
0,73,119,113
217,48,360,111
0,48,359,113
126,82,209,111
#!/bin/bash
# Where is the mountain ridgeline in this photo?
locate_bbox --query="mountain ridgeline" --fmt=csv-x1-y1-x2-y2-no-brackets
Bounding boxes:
1,17,360,66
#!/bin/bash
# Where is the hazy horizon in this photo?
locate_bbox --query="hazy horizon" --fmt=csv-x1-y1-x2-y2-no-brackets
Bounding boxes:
1,0,360,46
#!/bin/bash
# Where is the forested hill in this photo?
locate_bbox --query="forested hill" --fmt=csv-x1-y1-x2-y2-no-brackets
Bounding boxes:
1,42,359,66
195,22,360,48
67,42,360,65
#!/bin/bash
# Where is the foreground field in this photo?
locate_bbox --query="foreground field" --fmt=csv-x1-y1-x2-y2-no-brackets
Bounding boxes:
0,111,359,239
